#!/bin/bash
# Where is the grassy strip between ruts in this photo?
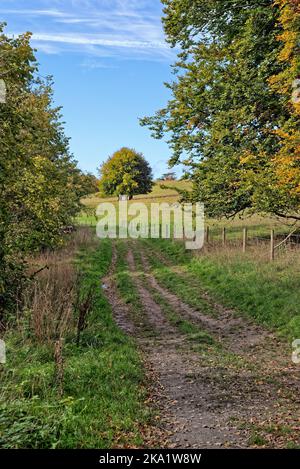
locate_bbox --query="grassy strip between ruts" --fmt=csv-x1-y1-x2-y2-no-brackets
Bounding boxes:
0,239,149,449
114,240,157,337
140,238,300,341
130,241,216,349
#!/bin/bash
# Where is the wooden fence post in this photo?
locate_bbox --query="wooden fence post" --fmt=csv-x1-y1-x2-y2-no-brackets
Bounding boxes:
205,226,210,244
243,228,247,253
270,229,275,261
166,224,169,239
222,227,226,246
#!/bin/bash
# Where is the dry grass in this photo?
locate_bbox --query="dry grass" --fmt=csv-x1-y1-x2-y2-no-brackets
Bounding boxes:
0,238,148,449
21,227,97,343
29,226,97,268
200,234,300,266
25,262,77,343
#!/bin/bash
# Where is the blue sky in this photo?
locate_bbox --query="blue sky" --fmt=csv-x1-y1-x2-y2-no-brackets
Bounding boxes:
1,0,179,178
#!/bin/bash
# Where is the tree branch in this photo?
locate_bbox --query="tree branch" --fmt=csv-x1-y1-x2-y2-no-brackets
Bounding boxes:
274,212,300,221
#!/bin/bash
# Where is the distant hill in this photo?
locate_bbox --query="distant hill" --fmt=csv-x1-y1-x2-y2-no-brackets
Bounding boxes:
82,180,192,209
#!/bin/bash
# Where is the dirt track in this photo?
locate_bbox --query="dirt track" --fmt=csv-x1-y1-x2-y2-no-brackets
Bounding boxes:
103,240,300,449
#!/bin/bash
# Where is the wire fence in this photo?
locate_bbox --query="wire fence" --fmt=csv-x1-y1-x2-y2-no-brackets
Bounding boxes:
204,226,300,261
76,210,300,261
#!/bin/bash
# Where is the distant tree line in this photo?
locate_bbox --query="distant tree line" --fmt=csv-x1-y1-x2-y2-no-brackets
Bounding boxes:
141,0,300,220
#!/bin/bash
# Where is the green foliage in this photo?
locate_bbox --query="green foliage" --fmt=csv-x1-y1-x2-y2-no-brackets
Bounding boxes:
99,147,153,198
75,172,99,197
0,241,148,448
141,1,300,219
0,24,89,321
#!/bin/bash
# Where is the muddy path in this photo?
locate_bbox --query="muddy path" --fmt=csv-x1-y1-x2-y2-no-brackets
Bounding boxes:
138,240,299,371
103,240,300,449
102,244,135,336
138,247,273,355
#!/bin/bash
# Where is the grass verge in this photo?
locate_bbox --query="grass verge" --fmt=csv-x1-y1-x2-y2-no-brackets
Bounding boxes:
0,239,148,448
141,238,300,340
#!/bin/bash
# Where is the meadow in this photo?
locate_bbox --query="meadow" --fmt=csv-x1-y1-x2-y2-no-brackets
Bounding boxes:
1,185,299,449
78,182,300,341
79,181,294,239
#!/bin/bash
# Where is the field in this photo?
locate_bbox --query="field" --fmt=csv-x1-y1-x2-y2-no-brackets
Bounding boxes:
1,186,300,449
78,183,300,340
79,181,294,240
106,227,300,448
107,236,300,448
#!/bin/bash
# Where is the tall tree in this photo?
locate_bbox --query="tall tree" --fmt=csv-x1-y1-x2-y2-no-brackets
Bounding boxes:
99,147,153,199
266,0,300,218
141,0,300,219
0,24,85,321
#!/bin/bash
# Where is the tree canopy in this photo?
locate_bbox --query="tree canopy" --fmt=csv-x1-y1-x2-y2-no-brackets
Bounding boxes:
0,24,88,321
141,0,300,219
99,147,153,199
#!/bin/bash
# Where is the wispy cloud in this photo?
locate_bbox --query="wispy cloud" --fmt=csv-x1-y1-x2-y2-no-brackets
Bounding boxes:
30,33,168,50
2,0,172,62
0,8,69,17
80,58,118,70
32,41,61,54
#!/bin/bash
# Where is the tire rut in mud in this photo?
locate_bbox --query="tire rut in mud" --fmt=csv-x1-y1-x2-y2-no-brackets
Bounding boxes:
103,240,300,449
124,243,249,448
102,243,136,336
137,245,274,355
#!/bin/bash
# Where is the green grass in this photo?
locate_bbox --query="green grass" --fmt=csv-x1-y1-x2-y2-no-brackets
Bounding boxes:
0,240,149,448
130,240,215,347
140,238,300,340
114,240,157,337
247,423,298,448
114,240,139,308
188,255,300,339
139,239,217,318
79,180,294,243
